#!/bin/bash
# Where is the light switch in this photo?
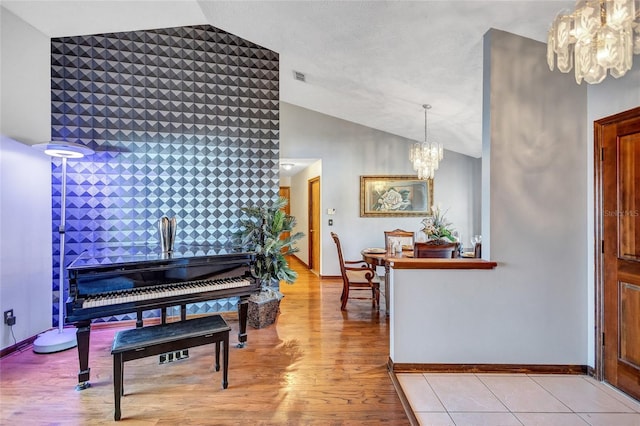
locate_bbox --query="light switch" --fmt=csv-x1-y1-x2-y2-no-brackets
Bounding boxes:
327,208,336,215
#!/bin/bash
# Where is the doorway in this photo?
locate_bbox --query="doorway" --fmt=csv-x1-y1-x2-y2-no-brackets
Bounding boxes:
308,177,320,275
279,186,291,244
595,106,640,401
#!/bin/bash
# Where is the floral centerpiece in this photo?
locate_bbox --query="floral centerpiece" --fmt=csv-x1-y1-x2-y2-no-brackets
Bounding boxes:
420,205,456,243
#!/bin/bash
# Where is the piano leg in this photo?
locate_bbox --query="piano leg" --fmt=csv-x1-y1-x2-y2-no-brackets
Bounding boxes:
136,311,143,328
237,295,249,348
75,320,91,390
181,305,187,321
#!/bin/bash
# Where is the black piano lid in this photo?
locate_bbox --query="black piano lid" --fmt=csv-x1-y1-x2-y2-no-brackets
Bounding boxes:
67,243,254,272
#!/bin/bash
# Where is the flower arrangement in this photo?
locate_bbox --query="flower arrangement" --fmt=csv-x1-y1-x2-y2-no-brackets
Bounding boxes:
420,205,456,243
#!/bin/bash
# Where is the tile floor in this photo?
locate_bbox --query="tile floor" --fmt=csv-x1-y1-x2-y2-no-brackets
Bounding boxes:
397,373,640,426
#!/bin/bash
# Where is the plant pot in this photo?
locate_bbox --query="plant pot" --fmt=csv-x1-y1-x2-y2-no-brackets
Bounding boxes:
248,297,280,329
414,241,458,258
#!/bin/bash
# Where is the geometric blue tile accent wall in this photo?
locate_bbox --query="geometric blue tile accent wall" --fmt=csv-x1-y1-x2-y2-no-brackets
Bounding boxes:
50,25,279,325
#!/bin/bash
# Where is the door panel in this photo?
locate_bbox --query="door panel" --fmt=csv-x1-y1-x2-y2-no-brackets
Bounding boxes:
308,177,320,273
279,187,291,244
618,135,640,261
620,282,640,367
598,107,640,401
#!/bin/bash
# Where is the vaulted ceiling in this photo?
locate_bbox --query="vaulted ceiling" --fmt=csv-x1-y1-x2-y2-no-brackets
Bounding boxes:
2,1,573,158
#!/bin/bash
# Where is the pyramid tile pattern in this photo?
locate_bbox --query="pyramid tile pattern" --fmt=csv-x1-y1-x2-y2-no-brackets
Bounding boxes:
50,25,279,326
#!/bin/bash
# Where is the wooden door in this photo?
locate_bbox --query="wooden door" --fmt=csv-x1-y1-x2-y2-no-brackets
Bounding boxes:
308,177,320,274
279,187,291,243
596,107,640,401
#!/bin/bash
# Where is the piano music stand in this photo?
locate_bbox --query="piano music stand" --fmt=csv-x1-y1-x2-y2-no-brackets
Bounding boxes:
33,141,93,354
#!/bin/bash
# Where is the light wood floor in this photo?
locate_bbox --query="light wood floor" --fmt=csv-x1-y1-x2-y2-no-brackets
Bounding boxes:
0,258,409,425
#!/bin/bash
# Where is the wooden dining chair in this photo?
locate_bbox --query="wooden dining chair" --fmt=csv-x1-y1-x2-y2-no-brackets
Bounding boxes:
384,229,415,252
330,232,381,311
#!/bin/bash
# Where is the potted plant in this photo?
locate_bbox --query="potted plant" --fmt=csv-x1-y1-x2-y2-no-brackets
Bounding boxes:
235,196,304,328
415,205,459,258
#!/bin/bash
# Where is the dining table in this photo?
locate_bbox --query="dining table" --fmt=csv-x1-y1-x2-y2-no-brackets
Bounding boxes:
361,248,413,316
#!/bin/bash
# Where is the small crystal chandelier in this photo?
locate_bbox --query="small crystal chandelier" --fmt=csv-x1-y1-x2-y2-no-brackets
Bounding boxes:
547,0,640,84
410,104,443,180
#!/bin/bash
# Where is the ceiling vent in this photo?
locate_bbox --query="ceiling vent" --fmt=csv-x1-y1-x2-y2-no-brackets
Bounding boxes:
293,70,306,82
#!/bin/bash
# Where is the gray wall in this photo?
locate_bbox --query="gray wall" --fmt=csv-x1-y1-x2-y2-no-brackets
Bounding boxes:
392,28,589,365
280,102,481,275
0,8,52,349
392,29,640,366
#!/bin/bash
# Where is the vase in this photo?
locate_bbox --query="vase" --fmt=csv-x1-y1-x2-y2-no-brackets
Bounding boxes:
248,297,280,329
414,240,458,258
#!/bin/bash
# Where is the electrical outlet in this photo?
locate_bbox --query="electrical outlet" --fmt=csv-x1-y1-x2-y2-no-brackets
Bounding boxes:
4,309,15,326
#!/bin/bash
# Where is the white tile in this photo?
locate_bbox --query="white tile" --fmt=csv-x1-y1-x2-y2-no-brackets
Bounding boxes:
425,375,508,412
515,412,590,425
396,373,445,412
479,375,571,412
450,411,522,425
531,375,635,413
592,381,640,413
415,412,455,426
577,412,640,425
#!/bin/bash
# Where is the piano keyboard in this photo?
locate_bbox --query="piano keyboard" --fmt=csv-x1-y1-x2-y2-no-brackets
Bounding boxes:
82,277,252,308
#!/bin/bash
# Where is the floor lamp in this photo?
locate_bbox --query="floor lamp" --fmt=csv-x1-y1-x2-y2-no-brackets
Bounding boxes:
33,141,94,354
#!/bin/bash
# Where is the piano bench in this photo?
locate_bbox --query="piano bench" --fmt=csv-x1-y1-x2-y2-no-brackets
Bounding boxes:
111,315,230,421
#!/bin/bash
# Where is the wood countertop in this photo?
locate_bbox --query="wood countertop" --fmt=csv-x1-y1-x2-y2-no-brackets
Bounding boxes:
388,257,497,269
362,251,498,270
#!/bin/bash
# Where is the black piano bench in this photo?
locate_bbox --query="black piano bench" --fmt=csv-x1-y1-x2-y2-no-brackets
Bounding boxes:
111,315,230,421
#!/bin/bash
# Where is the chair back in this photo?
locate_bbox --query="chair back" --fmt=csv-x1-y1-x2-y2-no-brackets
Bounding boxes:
330,232,347,278
384,229,415,251
414,241,459,258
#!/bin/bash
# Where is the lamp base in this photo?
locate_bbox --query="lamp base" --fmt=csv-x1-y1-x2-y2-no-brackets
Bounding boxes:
32,328,77,354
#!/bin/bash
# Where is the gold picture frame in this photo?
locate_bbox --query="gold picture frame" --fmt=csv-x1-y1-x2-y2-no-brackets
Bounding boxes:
360,175,433,217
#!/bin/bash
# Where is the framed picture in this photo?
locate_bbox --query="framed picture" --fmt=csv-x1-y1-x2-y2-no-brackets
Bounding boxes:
360,175,433,217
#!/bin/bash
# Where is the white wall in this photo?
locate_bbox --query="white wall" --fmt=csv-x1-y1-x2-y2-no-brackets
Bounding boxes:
0,8,53,350
0,7,51,144
0,138,52,350
288,160,321,266
280,102,480,275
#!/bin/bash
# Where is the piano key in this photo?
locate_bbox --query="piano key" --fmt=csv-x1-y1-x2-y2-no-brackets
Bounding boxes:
82,277,251,308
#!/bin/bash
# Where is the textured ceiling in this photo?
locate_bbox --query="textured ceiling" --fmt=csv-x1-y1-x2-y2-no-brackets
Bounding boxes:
2,0,573,158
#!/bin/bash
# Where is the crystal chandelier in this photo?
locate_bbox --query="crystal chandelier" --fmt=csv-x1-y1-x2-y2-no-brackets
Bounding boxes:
547,0,640,84
410,104,443,180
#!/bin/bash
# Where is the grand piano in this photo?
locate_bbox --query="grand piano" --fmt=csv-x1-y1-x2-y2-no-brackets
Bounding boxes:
65,244,259,390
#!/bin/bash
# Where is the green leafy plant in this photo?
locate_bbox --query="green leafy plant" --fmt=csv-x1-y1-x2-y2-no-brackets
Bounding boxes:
420,205,455,242
235,197,304,293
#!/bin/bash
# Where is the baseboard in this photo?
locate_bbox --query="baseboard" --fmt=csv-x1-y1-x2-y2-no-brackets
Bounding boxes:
387,358,588,375
289,255,308,268
287,255,343,280
0,335,38,358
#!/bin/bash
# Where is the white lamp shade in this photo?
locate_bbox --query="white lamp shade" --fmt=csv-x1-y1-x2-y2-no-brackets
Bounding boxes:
34,141,94,158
